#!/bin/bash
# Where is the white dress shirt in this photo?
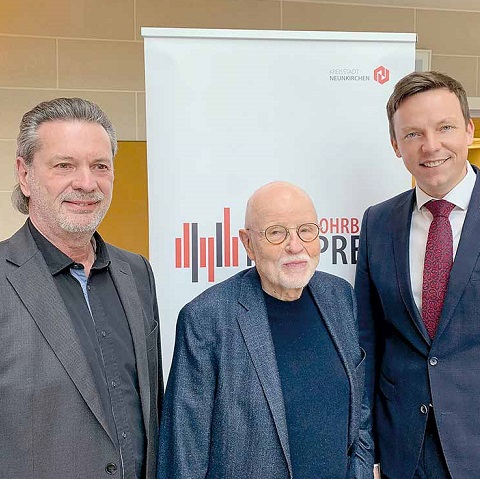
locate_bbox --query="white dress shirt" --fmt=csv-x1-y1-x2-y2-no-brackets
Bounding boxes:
409,162,476,314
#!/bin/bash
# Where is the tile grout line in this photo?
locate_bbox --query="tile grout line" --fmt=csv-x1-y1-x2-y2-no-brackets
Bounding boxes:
0,86,144,93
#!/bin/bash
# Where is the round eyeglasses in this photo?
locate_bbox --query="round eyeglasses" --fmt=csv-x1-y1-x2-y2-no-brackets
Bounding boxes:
249,223,320,245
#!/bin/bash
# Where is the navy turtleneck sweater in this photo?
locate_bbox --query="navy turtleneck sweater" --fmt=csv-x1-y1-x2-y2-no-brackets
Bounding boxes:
264,287,350,478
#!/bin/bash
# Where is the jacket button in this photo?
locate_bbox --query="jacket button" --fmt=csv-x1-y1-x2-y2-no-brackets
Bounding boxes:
429,357,438,366
420,404,428,414
105,463,117,475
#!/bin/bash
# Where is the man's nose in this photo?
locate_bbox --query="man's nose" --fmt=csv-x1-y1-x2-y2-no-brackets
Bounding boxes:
285,229,304,253
71,167,97,192
421,132,441,154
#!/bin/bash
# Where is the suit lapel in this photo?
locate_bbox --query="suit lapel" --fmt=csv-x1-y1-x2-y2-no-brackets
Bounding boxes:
5,224,116,443
108,256,151,436
236,270,292,477
436,172,480,340
392,191,431,344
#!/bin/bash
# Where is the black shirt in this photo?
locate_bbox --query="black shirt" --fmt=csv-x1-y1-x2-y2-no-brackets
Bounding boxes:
265,288,350,479
29,220,146,478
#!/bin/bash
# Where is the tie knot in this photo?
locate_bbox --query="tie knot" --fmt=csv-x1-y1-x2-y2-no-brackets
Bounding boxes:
425,199,455,218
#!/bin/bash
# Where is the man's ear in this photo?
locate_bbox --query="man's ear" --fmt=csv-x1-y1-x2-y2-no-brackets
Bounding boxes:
239,229,255,262
467,118,475,145
16,157,31,197
390,137,402,159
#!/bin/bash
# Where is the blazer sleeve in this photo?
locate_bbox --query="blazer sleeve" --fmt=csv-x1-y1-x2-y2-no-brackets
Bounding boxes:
354,207,385,465
347,285,375,479
157,302,217,479
141,255,164,424
349,382,375,478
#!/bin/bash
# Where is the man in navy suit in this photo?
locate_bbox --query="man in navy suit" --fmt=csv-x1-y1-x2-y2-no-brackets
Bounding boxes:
159,181,374,478
356,71,479,478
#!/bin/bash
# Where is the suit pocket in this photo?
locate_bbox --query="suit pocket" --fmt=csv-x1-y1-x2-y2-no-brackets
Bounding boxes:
468,255,480,281
146,322,159,352
469,270,480,282
378,371,396,401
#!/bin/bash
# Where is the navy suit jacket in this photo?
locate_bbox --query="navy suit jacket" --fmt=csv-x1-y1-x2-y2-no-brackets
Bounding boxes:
158,267,374,478
355,168,480,479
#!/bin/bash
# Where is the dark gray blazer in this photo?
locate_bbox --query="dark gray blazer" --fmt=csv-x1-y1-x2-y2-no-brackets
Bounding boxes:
0,222,163,479
158,267,374,478
355,167,480,478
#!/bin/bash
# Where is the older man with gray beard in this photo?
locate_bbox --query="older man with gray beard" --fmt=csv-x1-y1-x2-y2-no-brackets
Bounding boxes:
158,181,374,479
0,97,162,479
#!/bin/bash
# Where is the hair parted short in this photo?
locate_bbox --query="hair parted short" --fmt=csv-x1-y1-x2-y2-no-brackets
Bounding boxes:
386,70,471,141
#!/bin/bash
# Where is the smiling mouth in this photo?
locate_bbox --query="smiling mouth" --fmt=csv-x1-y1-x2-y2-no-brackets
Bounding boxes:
64,200,99,210
421,158,449,168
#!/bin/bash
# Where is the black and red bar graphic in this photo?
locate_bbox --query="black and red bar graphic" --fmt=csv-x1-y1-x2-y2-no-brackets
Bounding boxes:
175,207,251,282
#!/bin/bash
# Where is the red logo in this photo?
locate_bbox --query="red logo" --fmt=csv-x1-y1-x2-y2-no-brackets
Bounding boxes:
373,66,390,84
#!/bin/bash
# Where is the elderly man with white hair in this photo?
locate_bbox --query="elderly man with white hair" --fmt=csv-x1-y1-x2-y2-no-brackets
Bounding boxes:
158,181,373,479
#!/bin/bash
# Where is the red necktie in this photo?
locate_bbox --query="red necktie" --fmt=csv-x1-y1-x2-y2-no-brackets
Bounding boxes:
422,199,455,339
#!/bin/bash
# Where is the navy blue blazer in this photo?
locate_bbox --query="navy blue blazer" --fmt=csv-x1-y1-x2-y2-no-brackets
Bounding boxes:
158,267,374,478
355,167,480,479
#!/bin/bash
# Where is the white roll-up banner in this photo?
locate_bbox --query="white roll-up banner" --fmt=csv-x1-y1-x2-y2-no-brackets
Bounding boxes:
142,28,416,378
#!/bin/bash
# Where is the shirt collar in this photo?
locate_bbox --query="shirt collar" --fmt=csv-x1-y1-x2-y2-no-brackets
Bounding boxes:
28,219,110,275
415,161,476,212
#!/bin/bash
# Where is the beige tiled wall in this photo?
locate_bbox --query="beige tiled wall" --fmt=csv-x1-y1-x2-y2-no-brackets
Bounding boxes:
1,0,479,239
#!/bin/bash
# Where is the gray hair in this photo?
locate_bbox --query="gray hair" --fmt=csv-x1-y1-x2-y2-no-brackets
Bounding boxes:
12,97,117,214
